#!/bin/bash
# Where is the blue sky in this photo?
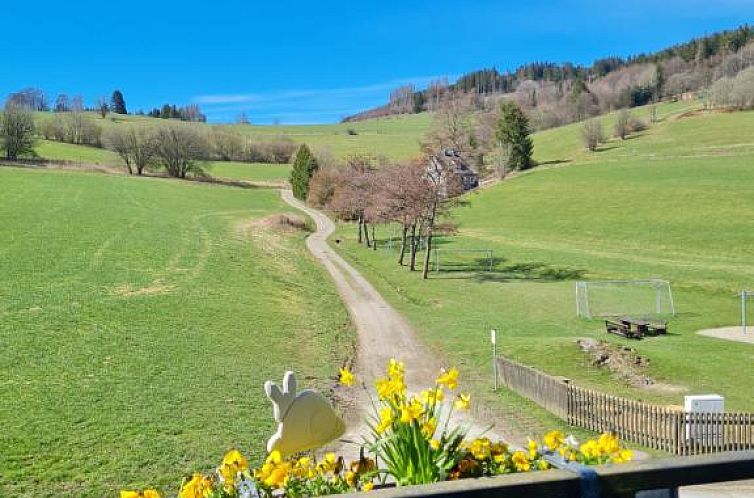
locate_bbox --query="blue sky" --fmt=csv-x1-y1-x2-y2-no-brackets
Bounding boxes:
2,0,752,123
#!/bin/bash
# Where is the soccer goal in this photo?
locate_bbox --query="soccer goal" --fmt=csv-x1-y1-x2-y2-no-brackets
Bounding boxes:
576,279,675,319
741,290,754,334
432,249,493,272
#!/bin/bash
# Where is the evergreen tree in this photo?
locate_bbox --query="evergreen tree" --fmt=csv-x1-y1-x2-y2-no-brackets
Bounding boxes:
290,144,319,200
111,90,127,114
496,101,534,171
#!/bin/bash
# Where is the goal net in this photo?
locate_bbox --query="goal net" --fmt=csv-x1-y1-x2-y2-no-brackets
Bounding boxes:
432,249,493,272
576,279,675,319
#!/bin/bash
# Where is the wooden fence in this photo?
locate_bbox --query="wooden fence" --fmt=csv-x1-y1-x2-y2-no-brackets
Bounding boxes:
496,356,754,455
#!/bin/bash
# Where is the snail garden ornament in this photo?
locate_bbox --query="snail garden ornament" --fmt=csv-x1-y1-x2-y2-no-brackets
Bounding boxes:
264,371,346,456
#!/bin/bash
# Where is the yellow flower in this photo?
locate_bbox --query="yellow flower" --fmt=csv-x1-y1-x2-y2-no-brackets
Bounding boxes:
375,377,406,400
222,449,249,472
399,399,424,423
179,474,213,498
612,449,634,464
143,491,161,498
375,406,394,434
266,451,282,465
421,417,437,438
120,492,140,498
436,367,459,390
420,387,444,404
339,367,355,387
537,459,550,471
543,430,565,451
264,465,290,488
528,439,538,459
454,393,471,411
597,432,620,455
345,470,357,487
580,440,600,459
511,451,531,472
362,482,374,492
429,439,441,450
387,359,405,379
469,438,491,460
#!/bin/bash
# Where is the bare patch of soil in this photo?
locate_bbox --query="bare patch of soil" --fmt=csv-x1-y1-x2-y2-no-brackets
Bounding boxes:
577,338,686,393
698,326,754,345
113,280,173,297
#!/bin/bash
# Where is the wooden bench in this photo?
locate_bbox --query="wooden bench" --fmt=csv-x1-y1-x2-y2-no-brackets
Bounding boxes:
605,317,667,339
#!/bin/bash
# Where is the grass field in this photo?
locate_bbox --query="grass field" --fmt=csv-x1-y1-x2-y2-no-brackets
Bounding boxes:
331,104,754,431
0,167,352,497
207,161,291,183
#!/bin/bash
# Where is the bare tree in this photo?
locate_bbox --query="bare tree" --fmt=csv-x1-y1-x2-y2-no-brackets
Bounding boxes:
153,124,208,178
614,108,631,139
236,111,250,125
1,105,36,160
55,94,70,113
104,126,156,175
71,95,85,113
581,118,604,151
97,97,109,118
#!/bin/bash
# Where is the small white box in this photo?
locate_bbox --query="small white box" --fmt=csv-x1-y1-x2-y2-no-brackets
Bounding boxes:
684,394,724,444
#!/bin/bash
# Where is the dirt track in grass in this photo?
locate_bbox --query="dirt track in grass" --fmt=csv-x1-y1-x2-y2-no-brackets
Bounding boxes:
280,189,511,452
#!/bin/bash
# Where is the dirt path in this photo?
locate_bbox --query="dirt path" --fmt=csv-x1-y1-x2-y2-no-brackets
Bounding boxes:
280,190,506,449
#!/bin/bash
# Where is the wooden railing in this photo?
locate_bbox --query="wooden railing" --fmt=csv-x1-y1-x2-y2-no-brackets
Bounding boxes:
497,356,754,455
335,451,754,498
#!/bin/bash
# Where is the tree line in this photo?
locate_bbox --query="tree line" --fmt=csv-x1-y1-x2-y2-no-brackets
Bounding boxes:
345,24,754,132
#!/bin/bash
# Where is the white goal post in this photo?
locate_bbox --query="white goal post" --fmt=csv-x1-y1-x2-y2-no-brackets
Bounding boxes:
742,290,754,334
576,279,675,319
432,249,493,272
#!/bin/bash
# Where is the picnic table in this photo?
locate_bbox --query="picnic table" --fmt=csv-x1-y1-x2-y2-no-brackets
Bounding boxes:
605,316,667,339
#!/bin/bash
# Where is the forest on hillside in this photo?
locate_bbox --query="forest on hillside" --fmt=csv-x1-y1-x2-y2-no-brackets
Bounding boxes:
345,25,754,130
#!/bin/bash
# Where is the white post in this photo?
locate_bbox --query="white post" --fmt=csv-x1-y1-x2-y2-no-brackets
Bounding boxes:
491,329,498,392
667,281,676,316
743,290,747,335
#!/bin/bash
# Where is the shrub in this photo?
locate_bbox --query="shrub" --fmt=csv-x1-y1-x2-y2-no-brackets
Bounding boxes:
581,118,605,151
290,144,319,200
1,105,35,160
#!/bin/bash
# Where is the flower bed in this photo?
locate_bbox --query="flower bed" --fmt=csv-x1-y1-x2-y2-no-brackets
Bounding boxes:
120,360,632,498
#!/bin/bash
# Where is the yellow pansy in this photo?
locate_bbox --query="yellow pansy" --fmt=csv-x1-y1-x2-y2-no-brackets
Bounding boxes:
362,482,374,491
469,438,491,460
436,367,459,390
537,459,550,470
339,367,355,387
613,448,634,464
120,492,140,498
179,474,213,498
543,430,565,451
597,432,620,455
511,451,531,472
454,393,471,411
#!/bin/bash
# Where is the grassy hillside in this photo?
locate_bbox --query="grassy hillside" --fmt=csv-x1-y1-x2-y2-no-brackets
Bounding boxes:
29,112,430,166
207,161,291,183
331,105,754,424
0,167,352,497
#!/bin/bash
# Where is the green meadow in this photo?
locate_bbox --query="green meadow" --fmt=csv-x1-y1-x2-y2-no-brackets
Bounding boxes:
207,161,292,183
331,105,754,435
0,167,352,497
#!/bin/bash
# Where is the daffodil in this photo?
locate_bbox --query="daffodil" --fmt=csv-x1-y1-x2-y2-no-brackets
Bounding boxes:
454,393,471,410
436,367,459,390
399,398,424,423
421,417,437,438
429,439,441,450
387,359,405,379
420,387,444,404
339,367,355,386
528,439,538,459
